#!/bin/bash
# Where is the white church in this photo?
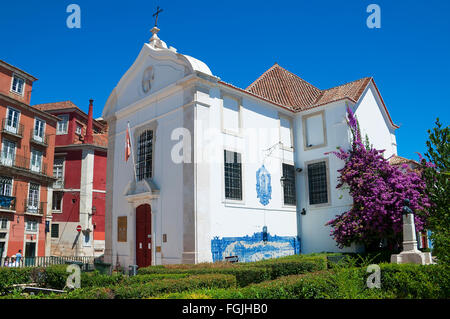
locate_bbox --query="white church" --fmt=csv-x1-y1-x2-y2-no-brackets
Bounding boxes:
102,25,399,268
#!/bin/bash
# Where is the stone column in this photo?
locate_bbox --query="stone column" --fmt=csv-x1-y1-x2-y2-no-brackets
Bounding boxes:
391,199,432,265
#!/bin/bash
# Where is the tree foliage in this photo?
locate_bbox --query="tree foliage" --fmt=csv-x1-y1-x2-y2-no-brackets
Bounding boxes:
419,118,450,264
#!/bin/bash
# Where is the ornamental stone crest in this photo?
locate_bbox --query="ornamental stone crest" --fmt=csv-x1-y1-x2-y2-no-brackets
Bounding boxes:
142,66,154,93
256,165,272,206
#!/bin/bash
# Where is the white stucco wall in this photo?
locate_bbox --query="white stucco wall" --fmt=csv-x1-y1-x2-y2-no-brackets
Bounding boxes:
354,84,398,159
194,85,298,263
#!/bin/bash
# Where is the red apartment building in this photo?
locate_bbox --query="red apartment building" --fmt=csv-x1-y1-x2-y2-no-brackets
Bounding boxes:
0,60,58,262
34,100,107,257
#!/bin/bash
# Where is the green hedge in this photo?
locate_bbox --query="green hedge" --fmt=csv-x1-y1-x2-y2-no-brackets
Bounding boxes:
0,268,34,293
137,255,327,286
249,256,328,279
65,274,237,299
158,264,449,299
138,266,270,287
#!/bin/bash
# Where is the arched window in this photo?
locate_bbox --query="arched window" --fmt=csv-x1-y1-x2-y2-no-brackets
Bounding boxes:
137,130,153,180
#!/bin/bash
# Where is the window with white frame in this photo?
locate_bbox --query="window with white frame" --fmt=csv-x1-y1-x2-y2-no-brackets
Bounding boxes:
5,107,20,134
0,176,12,196
280,116,293,149
30,149,43,173
1,139,16,166
222,95,240,135
56,115,69,135
33,118,45,142
27,183,40,213
52,191,63,211
53,158,64,188
26,220,38,232
304,112,326,149
11,75,25,95
75,125,82,135
0,218,8,230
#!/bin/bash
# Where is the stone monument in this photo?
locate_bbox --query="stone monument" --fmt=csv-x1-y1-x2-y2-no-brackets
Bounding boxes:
391,199,432,265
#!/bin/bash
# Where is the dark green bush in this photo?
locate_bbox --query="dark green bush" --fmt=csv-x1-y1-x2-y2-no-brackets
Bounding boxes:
81,271,125,288
379,263,449,298
138,265,270,287
137,255,327,286
159,264,449,299
0,268,33,293
250,256,328,279
66,274,237,299
126,273,189,284
41,265,69,289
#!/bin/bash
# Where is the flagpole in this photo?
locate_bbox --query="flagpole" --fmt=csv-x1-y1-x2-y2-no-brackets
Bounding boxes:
127,121,138,182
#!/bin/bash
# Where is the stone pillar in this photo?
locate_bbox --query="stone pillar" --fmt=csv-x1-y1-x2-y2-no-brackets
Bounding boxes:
391,200,432,265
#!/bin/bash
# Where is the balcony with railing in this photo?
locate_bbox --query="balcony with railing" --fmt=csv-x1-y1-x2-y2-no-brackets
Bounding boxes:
1,119,23,138
0,154,48,177
0,195,16,212
29,129,49,147
24,200,46,216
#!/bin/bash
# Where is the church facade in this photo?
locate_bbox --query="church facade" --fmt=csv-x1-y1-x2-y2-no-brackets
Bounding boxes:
102,27,398,268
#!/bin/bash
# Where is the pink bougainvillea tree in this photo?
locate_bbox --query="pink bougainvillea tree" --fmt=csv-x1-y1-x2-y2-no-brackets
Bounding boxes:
326,107,430,251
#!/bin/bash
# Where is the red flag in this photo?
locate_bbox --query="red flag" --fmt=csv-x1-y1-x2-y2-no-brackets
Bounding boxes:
125,127,131,162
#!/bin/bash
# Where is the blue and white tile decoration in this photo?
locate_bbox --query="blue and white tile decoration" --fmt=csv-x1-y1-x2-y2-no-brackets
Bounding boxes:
211,231,301,262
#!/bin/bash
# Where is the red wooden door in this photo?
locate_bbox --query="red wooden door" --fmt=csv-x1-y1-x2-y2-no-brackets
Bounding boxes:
136,204,152,268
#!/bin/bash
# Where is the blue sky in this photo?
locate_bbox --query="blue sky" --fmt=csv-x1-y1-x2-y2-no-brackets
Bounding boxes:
1,0,448,160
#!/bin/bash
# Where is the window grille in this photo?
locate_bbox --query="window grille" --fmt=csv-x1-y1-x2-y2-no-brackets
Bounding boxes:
224,150,242,200
282,163,296,205
307,161,328,205
137,130,153,180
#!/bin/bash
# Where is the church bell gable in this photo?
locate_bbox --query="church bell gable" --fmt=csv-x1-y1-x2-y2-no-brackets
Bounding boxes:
102,27,212,119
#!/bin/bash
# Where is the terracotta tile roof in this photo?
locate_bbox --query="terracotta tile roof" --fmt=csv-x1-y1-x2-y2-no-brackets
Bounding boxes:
244,64,398,128
311,77,372,109
245,64,372,111
389,155,419,166
33,100,107,130
33,100,80,112
246,63,321,111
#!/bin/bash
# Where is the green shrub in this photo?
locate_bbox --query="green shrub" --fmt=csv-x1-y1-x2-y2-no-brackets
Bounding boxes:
41,265,69,289
65,274,237,299
379,263,449,298
159,264,449,299
137,255,327,286
138,265,270,287
0,268,33,293
81,271,125,288
250,256,328,279
126,273,189,284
